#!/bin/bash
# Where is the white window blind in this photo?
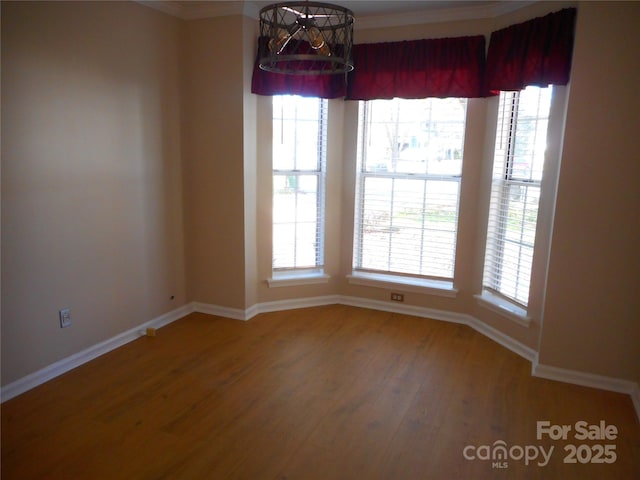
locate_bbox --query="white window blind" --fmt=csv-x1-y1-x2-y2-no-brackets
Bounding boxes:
482,86,553,306
272,95,327,271
353,98,467,280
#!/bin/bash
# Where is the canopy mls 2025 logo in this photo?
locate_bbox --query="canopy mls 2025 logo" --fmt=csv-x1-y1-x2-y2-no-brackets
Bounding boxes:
463,420,619,469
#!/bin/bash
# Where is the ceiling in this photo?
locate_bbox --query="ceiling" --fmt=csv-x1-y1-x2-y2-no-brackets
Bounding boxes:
248,1,495,16
139,1,534,27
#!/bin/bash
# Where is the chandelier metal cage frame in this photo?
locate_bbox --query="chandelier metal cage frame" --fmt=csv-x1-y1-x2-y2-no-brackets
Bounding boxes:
257,2,355,75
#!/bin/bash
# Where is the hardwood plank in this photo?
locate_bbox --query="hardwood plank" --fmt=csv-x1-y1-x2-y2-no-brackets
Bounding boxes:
2,305,639,479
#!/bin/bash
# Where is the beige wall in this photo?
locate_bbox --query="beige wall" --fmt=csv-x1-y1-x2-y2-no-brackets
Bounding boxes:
3,1,639,390
182,15,248,309
243,16,260,310
539,2,640,384
1,1,186,384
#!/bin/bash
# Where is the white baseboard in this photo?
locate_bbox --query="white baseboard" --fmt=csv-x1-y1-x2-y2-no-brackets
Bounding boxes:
192,296,343,320
337,295,537,362
192,295,481,356
466,315,537,362
0,304,194,403
251,295,342,317
191,301,249,321
338,295,469,324
532,357,639,395
4,297,639,423
532,357,640,421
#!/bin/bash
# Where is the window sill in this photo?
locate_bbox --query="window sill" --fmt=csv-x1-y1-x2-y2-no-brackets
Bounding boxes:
475,292,532,327
347,272,458,298
267,271,330,288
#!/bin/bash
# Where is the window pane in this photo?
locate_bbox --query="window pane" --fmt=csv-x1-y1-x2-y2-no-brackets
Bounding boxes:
422,230,456,278
273,95,323,171
498,241,533,304
362,98,465,176
425,180,459,232
510,86,552,182
359,177,393,271
483,86,552,307
273,174,319,224
295,176,318,223
273,223,296,267
354,98,466,281
272,96,326,271
295,223,320,267
503,184,540,245
357,176,461,278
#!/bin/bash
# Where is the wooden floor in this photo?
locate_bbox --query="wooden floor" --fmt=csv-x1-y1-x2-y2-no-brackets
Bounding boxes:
2,305,639,479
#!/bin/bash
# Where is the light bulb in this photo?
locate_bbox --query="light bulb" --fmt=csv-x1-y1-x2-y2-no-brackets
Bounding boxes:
307,27,323,48
317,42,331,57
269,30,289,53
307,27,331,57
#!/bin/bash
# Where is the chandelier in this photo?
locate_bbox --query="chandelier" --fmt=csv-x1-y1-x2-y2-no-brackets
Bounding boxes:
257,2,355,75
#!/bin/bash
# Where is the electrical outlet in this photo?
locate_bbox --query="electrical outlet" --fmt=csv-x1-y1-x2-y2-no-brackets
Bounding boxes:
59,308,72,328
390,293,404,302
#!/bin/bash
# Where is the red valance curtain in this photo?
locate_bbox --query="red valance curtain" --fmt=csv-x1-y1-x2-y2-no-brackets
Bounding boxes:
251,37,347,99
251,9,576,99
346,36,487,100
486,8,577,91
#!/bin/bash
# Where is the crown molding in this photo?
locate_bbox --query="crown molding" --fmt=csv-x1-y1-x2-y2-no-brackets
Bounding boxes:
137,1,536,25
355,1,536,30
136,1,246,20
136,1,187,18
182,2,245,20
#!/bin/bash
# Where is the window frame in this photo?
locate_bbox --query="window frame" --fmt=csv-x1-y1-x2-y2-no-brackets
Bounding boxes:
270,95,328,281
479,85,566,323
351,97,468,291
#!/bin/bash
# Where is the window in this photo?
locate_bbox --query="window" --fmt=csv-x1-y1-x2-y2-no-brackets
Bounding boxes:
352,98,467,282
482,86,553,307
272,95,327,274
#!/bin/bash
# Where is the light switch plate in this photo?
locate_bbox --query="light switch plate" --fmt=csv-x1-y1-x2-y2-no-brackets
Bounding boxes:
59,308,72,328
